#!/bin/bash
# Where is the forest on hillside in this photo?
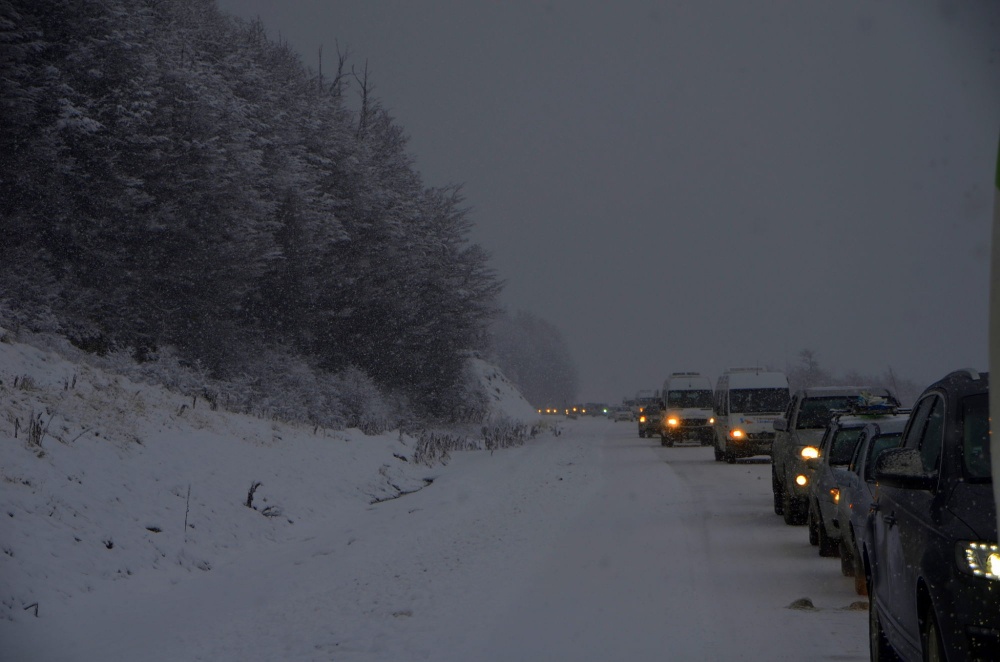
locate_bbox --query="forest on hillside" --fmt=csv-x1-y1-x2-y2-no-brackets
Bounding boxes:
0,0,562,425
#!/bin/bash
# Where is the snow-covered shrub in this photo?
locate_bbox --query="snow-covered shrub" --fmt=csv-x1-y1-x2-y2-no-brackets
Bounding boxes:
324,366,402,434
481,416,531,451
412,430,475,466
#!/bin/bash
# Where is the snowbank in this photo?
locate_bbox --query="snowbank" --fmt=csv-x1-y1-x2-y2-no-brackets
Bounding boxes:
0,330,504,623
465,356,540,425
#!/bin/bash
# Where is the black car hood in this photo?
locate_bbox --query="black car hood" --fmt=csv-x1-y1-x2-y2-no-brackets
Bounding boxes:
947,481,998,541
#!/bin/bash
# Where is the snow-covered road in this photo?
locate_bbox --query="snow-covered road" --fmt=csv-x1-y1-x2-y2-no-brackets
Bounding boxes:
4,417,868,661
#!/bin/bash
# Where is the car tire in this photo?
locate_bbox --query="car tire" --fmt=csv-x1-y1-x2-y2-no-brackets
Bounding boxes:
639,429,645,438
854,557,868,596
782,490,805,525
869,585,900,661
807,502,819,546
714,446,723,462
839,538,854,577
921,606,945,662
660,436,668,447
725,450,736,464
817,517,838,557
772,467,784,515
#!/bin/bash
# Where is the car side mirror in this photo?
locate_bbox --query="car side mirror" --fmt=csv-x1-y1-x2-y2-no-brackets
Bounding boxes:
773,418,787,432
804,456,819,470
873,448,936,491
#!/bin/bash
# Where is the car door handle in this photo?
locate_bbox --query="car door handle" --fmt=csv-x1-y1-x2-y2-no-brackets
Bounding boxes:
883,513,896,527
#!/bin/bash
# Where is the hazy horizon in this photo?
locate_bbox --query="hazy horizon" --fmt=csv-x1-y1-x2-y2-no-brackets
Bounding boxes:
217,0,1000,403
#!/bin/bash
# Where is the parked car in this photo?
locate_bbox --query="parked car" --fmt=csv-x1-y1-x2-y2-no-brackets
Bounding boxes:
771,386,896,525
713,368,789,463
867,369,998,661
834,414,907,594
805,398,906,558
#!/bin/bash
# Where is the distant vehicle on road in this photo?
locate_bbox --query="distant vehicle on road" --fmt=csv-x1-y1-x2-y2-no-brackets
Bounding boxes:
633,389,659,416
612,406,634,422
712,368,789,463
661,372,714,447
637,403,663,438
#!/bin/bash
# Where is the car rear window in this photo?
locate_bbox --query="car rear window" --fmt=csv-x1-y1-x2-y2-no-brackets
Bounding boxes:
796,396,856,429
962,393,991,481
829,428,863,465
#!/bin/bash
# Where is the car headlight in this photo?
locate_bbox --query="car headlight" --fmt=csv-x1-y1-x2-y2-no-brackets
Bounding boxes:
958,542,1000,580
795,474,808,487
730,429,745,439
667,417,679,427
639,416,647,423
709,417,715,424
800,446,819,460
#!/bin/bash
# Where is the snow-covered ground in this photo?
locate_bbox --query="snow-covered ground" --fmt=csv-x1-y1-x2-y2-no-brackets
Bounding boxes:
0,332,868,661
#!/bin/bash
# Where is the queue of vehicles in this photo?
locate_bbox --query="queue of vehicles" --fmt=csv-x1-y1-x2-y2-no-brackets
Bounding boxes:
618,366,998,660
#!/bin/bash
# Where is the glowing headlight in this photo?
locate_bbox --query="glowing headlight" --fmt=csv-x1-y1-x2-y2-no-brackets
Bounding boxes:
800,446,820,460
830,488,840,504
709,417,715,424
958,542,1000,580
639,416,647,423
730,429,745,439
795,474,808,487
667,418,680,427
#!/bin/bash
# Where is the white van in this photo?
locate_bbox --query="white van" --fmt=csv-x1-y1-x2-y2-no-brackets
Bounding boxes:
661,372,715,447
713,368,790,463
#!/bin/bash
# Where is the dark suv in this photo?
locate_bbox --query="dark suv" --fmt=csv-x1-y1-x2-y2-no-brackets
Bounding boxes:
868,369,998,661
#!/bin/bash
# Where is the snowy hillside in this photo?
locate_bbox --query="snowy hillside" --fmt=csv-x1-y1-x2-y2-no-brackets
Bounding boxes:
0,328,539,626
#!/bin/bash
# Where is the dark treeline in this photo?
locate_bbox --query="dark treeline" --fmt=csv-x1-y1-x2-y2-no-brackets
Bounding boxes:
0,0,503,419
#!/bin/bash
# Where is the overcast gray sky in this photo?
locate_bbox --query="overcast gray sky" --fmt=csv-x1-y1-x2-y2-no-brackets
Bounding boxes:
217,0,1000,403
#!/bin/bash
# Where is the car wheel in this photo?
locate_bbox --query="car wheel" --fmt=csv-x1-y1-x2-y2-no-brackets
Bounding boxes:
772,467,784,515
807,502,819,546
921,605,945,662
855,549,869,596
714,446,723,462
725,449,736,464
638,429,645,438
817,515,838,557
660,436,668,447
839,538,854,577
869,584,900,661
854,564,868,596
782,490,805,525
